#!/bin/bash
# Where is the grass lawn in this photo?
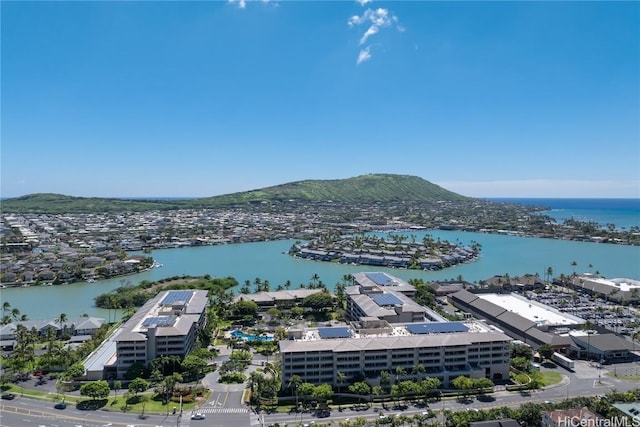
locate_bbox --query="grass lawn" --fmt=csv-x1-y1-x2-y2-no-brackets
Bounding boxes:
103,393,204,414
606,373,640,381
5,385,207,414
538,371,563,386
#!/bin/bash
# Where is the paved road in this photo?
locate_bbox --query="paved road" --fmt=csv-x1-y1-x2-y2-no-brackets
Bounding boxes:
3,358,637,427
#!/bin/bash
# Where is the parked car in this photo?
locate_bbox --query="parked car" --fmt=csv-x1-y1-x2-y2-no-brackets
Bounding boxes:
1,393,16,400
54,402,67,409
191,413,205,420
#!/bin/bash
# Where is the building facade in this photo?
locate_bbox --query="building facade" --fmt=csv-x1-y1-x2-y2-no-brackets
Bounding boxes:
280,323,511,389
113,289,207,378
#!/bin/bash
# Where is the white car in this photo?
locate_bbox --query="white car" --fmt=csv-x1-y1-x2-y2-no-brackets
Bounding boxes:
191,413,206,420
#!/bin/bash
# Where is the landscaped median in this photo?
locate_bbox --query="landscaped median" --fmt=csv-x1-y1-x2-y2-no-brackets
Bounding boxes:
4,384,208,415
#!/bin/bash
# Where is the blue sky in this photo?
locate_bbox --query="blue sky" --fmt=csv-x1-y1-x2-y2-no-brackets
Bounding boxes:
2,1,638,198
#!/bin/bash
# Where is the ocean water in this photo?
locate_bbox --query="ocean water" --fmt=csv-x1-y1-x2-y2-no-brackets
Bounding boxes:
3,198,640,320
489,198,640,230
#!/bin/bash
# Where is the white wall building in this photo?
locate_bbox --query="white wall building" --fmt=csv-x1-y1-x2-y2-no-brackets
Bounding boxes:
113,289,208,378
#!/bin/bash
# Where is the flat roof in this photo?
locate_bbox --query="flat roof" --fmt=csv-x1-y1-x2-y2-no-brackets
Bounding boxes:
318,327,352,339
280,330,511,353
579,275,640,292
478,293,585,327
366,272,393,286
371,293,403,306
405,322,468,334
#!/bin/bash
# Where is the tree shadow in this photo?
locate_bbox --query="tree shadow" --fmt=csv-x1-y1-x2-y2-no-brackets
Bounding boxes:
77,399,108,410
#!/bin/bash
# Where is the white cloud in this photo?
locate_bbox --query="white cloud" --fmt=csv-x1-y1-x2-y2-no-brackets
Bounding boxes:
228,0,247,8
348,15,363,27
433,179,640,198
348,7,401,63
360,26,379,45
357,47,372,64
228,0,277,8
357,0,372,5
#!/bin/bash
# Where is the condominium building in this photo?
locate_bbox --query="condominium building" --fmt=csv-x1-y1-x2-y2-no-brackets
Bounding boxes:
112,289,208,378
346,272,446,323
280,319,511,389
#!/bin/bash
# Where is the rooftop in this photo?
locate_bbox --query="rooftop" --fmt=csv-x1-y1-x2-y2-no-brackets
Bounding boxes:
478,293,585,327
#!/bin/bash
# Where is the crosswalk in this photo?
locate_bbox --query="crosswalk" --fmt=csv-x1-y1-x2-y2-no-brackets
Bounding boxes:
196,406,250,414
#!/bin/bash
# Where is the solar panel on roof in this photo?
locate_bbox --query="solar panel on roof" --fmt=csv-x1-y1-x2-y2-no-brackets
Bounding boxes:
318,327,352,339
366,272,392,285
371,293,403,306
405,322,469,334
142,316,177,327
161,290,193,305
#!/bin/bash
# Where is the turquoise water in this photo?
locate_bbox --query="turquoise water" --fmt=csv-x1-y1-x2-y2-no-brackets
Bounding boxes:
489,198,640,230
2,230,639,320
231,330,273,342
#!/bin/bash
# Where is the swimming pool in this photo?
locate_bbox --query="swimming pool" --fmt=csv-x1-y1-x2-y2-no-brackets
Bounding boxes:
230,330,273,342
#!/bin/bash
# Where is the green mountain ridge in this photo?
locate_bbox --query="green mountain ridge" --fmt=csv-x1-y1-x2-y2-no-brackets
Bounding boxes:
1,174,471,213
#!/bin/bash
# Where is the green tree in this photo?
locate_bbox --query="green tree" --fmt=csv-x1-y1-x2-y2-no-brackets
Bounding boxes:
181,354,207,380
348,381,371,407
298,382,315,406
546,266,554,284
411,364,426,381
288,375,302,410
230,300,259,318
301,292,334,311
452,375,474,398
394,366,406,384
510,342,533,360
312,383,333,402
80,380,110,400
337,371,347,394
290,306,304,319
124,362,147,380
128,377,150,397
380,370,392,393
512,356,532,372
537,344,554,361
518,402,543,426
66,362,85,379
419,377,441,401
472,377,494,396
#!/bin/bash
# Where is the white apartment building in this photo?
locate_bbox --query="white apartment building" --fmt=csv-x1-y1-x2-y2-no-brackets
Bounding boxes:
113,289,208,378
347,272,447,323
280,320,512,389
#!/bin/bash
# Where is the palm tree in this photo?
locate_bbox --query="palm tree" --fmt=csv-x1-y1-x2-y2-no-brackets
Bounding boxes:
395,366,406,384
581,320,595,361
380,370,391,393
56,313,68,336
336,371,347,394
310,273,320,288
545,267,553,284
412,364,426,381
571,260,578,276
341,274,353,286
288,375,302,411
